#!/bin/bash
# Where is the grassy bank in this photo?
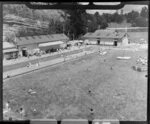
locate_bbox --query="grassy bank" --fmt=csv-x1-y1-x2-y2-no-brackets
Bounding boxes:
128,31,148,43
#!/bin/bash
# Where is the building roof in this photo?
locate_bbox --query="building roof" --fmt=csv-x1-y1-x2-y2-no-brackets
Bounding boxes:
39,41,64,47
83,29,126,39
3,42,16,49
16,34,69,46
82,32,93,38
3,48,18,53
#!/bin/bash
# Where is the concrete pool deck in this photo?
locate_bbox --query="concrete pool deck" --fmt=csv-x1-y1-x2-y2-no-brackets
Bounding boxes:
3,46,90,66
3,49,97,80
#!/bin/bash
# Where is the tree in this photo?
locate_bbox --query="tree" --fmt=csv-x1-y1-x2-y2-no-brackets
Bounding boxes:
124,7,148,27
48,19,57,34
100,19,108,29
94,12,109,29
4,31,16,44
134,16,148,27
140,7,148,19
102,13,112,23
94,12,101,24
62,9,87,39
48,19,64,34
111,12,124,23
126,10,139,23
55,20,63,33
87,15,98,32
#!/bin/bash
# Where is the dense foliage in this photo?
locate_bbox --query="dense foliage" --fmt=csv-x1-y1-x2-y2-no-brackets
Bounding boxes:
125,7,148,27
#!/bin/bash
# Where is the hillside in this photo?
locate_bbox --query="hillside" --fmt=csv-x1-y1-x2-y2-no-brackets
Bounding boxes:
3,4,65,39
3,4,64,22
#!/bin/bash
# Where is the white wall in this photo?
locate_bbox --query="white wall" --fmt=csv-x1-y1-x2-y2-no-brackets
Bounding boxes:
100,38,114,45
84,38,115,45
39,44,61,51
121,36,129,46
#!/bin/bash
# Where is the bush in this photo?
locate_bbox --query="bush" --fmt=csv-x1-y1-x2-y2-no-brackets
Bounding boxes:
134,16,148,27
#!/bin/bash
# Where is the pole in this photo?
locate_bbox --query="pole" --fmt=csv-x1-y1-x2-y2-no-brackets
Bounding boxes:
86,27,88,33
0,2,3,120
63,24,64,34
68,30,69,37
126,25,127,33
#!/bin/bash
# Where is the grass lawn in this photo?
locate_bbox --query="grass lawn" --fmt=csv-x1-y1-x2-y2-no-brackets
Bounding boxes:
3,46,147,121
128,31,148,43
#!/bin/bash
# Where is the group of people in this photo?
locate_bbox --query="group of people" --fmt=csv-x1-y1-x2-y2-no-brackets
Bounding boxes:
4,101,26,120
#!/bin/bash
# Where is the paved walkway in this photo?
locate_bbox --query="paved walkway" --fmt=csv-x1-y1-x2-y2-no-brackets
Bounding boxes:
3,46,93,72
3,49,97,80
3,46,88,66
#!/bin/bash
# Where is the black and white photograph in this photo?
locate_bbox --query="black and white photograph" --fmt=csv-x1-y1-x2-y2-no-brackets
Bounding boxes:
2,2,149,122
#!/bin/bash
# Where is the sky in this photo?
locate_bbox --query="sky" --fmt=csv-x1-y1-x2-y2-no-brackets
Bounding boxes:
86,5,148,15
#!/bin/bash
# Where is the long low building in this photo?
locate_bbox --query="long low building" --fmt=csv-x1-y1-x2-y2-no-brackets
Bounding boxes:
16,33,69,57
82,29,129,46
